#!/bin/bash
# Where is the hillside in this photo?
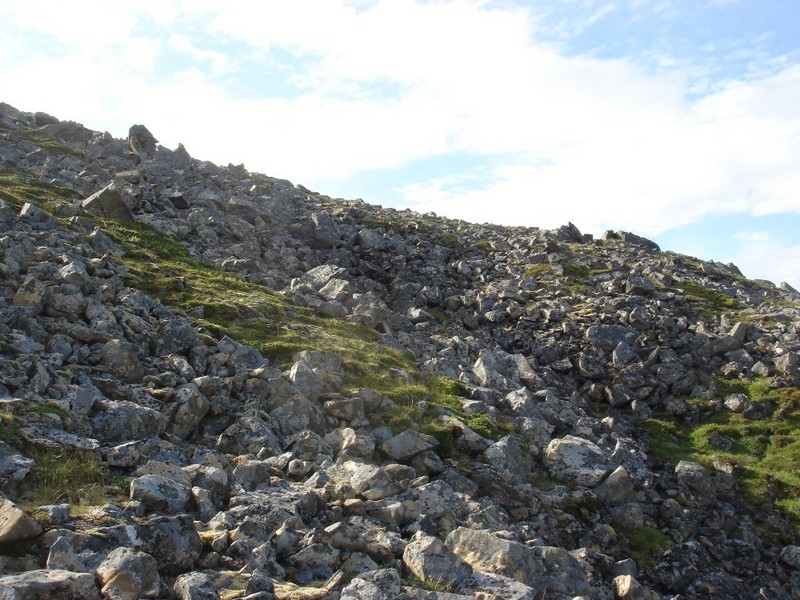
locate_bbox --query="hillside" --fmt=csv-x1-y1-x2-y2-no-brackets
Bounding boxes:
1,101,799,599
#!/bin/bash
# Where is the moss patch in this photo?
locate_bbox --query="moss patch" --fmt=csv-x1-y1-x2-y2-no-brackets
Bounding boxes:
643,381,800,526
679,281,743,313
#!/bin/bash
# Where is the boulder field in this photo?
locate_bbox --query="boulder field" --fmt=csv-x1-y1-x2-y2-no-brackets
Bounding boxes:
0,102,799,598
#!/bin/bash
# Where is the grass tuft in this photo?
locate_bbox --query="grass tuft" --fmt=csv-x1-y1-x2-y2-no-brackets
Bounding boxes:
643,381,800,527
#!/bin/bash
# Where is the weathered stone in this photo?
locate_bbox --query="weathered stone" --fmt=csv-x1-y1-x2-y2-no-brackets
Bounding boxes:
96,547,160,600
0,569,100,599
674,460,716,507
613,574,659,600
403,534,472,587
170,383,210,439
340,568,404,600
173,571,220,600
445,527,544,587
0,442,34,491
0,499,42,544
101,339,144,383
92,400,166,443
81,184,134,222
544,435,612,487
129,124,158,158
381,429,439,461
130,473,190,513
138,513,202,573
482,435,531,483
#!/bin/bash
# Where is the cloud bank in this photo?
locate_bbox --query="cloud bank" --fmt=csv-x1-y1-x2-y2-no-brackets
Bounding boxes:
1,0,798,284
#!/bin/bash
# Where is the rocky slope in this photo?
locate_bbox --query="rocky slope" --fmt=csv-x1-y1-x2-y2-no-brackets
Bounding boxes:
0,101,799,599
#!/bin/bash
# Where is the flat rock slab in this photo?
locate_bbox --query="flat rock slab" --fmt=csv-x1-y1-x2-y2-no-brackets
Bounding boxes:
0,569,100,599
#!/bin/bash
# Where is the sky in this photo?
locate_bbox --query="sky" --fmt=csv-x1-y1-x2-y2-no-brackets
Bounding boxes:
1,0,799,288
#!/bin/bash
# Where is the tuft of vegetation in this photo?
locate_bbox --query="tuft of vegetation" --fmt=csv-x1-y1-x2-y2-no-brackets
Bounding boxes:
0,408,26,448
18,129,87,158
679,281,743,313
523,263,553,278
0,168,77,211
404,576,454,593
563,263,590,279
643,379,800,526
474,239,497,253
619,525,673,570
20,448,128,508
439,234,460,249
426,307,449,324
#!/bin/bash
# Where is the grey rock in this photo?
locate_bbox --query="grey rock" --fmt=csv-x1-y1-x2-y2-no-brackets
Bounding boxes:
129,124,158,158
341,568,405,600
403,534,472,587
81,184,134,222
0,442,34,491
138,513,202,573
130,474,190,513
173,571,220,600
96,547,160,599
101,339,144,383
0,499,42,544
612,574,659,600
674,460,716,507
585,324,635,351
91,400,166,443
780,545,800,569
0,569,100,599
544,435,612,487
381,429,439,461
482,435,531,483
445,527,544,587
170,383,210,439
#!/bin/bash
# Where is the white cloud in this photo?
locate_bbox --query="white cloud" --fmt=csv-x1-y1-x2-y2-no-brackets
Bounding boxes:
726,240,800,288
733,231,770,242
1,0,799,254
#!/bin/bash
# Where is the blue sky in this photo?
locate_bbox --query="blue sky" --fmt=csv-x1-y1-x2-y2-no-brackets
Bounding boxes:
1,0,799,287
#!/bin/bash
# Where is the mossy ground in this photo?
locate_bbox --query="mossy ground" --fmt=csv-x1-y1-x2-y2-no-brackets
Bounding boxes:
618,525,673,570
678,280,744,313
643,378,800,526
5,162,515,469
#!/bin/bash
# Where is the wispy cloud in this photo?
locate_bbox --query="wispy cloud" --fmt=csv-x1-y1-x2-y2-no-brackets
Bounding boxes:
1,0,798,286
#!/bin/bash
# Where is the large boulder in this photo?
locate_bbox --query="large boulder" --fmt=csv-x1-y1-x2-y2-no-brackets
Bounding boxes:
380,429,439,462
0,499,42,545
0,569,100,599
137,514,202,574
402,534,472,587
543,435,612,487
81,184,134,222
96,547,160,599
445,527,544,587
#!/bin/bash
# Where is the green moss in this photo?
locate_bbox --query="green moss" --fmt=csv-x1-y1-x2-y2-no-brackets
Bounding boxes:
427,307,449,323
0,168,77,211
18,129,86,158
643,383,800,527
680,281,743,313
619,526,672,570
563,263,590,279
465,413,515,440
421,420,461,456
26,403,68,420
475,239,497,253
523,264,553,278
21,448,128,508
439,234,460,249
0,409,26,449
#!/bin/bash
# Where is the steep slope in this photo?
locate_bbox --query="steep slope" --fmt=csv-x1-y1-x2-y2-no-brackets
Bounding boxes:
0,102,799,599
